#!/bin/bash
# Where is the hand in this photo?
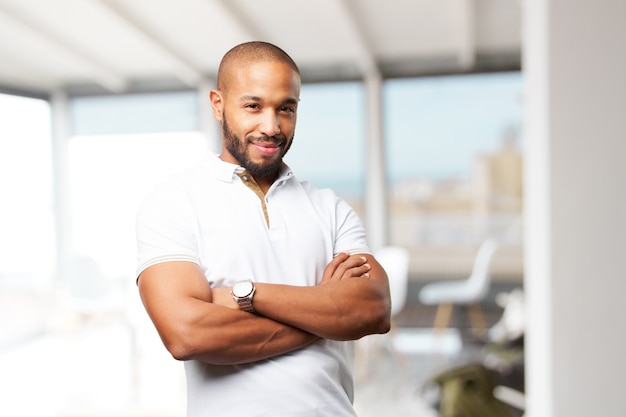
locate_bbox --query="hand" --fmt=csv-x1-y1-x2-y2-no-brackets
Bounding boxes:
319,252,371,285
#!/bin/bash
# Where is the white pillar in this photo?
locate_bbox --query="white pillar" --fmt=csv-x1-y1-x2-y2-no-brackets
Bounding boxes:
50,90,73,282
364,71,388,253
524,1,626,416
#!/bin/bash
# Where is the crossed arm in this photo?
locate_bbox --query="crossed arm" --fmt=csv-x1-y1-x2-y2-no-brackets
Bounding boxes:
137,252,391,365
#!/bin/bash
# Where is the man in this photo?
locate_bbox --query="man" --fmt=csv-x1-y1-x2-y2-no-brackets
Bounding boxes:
136,41,391,417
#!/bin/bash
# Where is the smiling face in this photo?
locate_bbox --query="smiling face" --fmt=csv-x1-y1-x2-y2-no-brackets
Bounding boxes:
211,60,301,183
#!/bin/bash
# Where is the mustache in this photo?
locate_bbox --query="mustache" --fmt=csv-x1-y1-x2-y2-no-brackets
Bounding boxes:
247,135,286,146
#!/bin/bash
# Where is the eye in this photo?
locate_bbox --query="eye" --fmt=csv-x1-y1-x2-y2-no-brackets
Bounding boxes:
245,103,261,110
278,106,296,114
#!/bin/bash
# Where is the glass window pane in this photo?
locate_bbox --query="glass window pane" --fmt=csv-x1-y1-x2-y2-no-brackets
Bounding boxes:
0,93,55,289
0,93,54,349
385,72,523,243
384,72,524,281
70,91,198,135
286,82,366,203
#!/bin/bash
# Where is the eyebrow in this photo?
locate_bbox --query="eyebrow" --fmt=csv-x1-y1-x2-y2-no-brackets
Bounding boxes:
240,95,262,102
240,95,299,105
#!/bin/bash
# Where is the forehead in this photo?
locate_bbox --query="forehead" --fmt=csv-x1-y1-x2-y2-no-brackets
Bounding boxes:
225,61,300,101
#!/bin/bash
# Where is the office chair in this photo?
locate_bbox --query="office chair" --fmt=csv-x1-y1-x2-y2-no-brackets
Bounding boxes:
418,239,499,338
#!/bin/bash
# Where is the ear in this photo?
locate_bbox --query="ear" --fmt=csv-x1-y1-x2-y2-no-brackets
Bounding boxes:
209,89,224,121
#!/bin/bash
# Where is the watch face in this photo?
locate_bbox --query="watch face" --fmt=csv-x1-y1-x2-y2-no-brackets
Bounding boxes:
233,280,253,297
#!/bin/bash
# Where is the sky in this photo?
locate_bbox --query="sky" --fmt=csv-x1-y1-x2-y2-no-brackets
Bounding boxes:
288,71,523,193
383,72,523,181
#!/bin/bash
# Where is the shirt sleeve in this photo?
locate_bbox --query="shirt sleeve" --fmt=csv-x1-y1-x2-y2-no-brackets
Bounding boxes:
332,195,371,256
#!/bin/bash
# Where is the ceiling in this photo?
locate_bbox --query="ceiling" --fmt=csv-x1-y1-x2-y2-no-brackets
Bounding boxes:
0,0,522,98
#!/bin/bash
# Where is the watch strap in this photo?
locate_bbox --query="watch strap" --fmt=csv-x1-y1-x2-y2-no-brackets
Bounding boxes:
237,298,255,313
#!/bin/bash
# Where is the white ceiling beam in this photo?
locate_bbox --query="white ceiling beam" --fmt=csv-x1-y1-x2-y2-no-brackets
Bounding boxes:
212,0,265,40
333,0,380,78
96,0,205,88
0,3,126,93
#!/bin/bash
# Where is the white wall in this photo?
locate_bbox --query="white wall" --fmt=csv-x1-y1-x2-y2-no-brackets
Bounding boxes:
524,1,626,416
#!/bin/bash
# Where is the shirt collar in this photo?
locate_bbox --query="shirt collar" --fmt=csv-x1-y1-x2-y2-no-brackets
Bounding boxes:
203,152,294,184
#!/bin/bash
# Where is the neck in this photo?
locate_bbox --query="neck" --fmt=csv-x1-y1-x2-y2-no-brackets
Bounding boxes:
252,173,277,194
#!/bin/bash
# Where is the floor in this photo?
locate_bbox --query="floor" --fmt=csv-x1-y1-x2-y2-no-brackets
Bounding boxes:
0,283,521,417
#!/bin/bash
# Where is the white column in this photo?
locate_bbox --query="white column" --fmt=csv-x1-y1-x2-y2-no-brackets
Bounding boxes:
364,71,388,253
50,90,73,282
524,1,626,416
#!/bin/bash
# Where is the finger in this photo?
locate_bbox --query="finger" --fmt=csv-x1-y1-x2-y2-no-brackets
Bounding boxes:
330,258,369,282
332,256,367,280
342,255,368,269
320,252,350,284
330,256,364,281
341,262,371,280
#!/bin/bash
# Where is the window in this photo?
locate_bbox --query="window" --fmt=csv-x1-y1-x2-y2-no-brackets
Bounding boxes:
385,72,523,243
66,91,206,278
0,93,55,289
286,82,366,205
384,72,524,280
0,93,54,347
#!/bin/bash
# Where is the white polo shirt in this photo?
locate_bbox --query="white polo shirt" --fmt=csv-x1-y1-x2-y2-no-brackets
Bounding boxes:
136,153,370,417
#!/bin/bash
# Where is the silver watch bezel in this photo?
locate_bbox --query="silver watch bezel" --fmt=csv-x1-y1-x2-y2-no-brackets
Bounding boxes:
231,280,256,313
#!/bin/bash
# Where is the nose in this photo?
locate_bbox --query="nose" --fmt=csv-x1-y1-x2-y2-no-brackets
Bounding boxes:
259,110,280,137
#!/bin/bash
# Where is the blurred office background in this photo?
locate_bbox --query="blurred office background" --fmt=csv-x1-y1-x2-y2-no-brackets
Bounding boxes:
1,1,624,416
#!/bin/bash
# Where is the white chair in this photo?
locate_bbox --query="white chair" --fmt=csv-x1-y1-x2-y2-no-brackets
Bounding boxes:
376,246,410,319
356,246,410,378
418,239,499,337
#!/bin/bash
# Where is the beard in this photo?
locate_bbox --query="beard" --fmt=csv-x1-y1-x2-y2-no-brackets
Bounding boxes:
222,114,293,178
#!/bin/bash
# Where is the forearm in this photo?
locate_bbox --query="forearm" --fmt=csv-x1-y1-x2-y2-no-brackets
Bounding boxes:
212,254,391,341
253,278,391,341
138,262,318,366
175,303,319,365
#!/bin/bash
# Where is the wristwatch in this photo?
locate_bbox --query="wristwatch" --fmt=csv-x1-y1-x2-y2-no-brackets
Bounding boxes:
231,280,256,313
